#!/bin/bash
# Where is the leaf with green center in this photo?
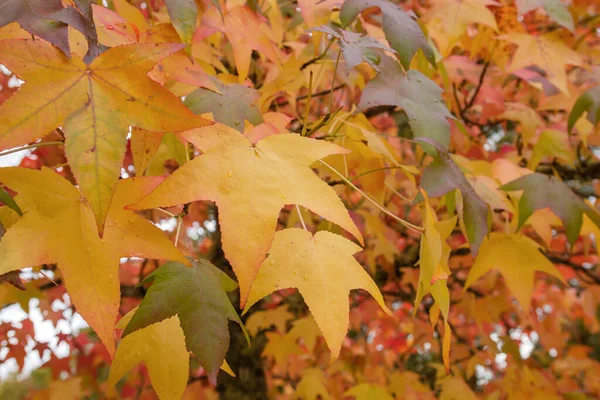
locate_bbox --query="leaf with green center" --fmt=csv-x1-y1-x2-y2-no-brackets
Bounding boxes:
129,123,362,305
164,0,198,49
312,25,395,72
416,138,490,255
568,86,600,132
184,77,263,132
340,0,434,69
122,260,246,382
0,39,208,233
356,56,453,149
244,228,390,359
500,173,600,245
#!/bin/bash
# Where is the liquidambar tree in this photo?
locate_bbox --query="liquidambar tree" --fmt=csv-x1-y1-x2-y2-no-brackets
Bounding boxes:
0,0,600,399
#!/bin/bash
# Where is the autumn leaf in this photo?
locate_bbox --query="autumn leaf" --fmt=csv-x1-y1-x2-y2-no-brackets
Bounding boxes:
245,305,294,336
184,77,263,131
357,55,453,148
340,0,434,69
502,33,583,94
164,0,198,49
464,232,564,308
501,173,600,245
528,129,573,170
0,167,188,356
416,138,490,255
122,260,245,382
516,0,574,32
344,383,394,400
416,191,457,371
568,86,600,132
0,39,208,232
294,368,332,400
130,123,362,304
109,311,189,400
244,229,390,358
312,25,394,72
0,186,22,216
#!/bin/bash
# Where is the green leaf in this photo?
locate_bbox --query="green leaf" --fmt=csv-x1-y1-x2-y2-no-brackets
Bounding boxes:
122,260,247,381
416,138,490,255
358,55,452,149
500,173,600,245
0,187,22,216
339,0,434,70
568,86,600,132
185,77,263,132
312,25,394,72
164,0,198,48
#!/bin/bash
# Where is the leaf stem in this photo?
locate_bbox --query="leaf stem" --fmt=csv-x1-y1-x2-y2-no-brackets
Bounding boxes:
295,205,308,231
319,160,424,234
301,72,314,136
174,217,183,247
155,208,176,218
329,50,342,113
0,141,64,158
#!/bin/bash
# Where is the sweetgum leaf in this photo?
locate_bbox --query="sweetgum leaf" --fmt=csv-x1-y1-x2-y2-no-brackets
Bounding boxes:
516,0,574,32
500,173,600,245
416,138,490,255
356,56,453,148
0,0,105,61
339,0,434,69
184,77,263,131
164,0,198,48
312,25,394,72
568,86,600,132
122,260,246,381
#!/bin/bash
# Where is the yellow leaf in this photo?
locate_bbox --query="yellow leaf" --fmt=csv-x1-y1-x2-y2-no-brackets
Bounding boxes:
424,0,498,54
440,376,478,400
344,383,394,400
294,368,332,400
528,129,574,170
417,191,456,371
109,314,189,400
0,168,188,356
244,229,389,358
503,33,583,94
498,102,544,145
465,233,565,309
130,123,362,305
0,40,208,232
0,280,43,313
245,305,294,336
262,331,303,371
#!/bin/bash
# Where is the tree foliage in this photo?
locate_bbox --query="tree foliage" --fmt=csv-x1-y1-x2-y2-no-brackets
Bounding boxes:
0,0,599,399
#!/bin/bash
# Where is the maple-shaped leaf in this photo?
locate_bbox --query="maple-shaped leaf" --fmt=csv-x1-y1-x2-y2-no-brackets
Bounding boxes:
0,40,208,232
416,138,490,255
424,0,498,46
122,260,245,381
245,305,294,336
164,0,198,48
0,167,188,356
339,0,434,69
184,77,263,132
501,173,600,245
464,233,564,308
528,129,573,170
503,33,583,94
295,368,332,400
312,25,394,72
357,56,453,148
516,0,574,32
344,383,394,400
244,229,390,358
130,123,362,304
109,312,189,400
568,86,600,132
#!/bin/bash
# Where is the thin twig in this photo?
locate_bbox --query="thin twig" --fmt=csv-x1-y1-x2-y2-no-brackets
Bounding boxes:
295,205,308,231
0,141,64,158
319,159,424,233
